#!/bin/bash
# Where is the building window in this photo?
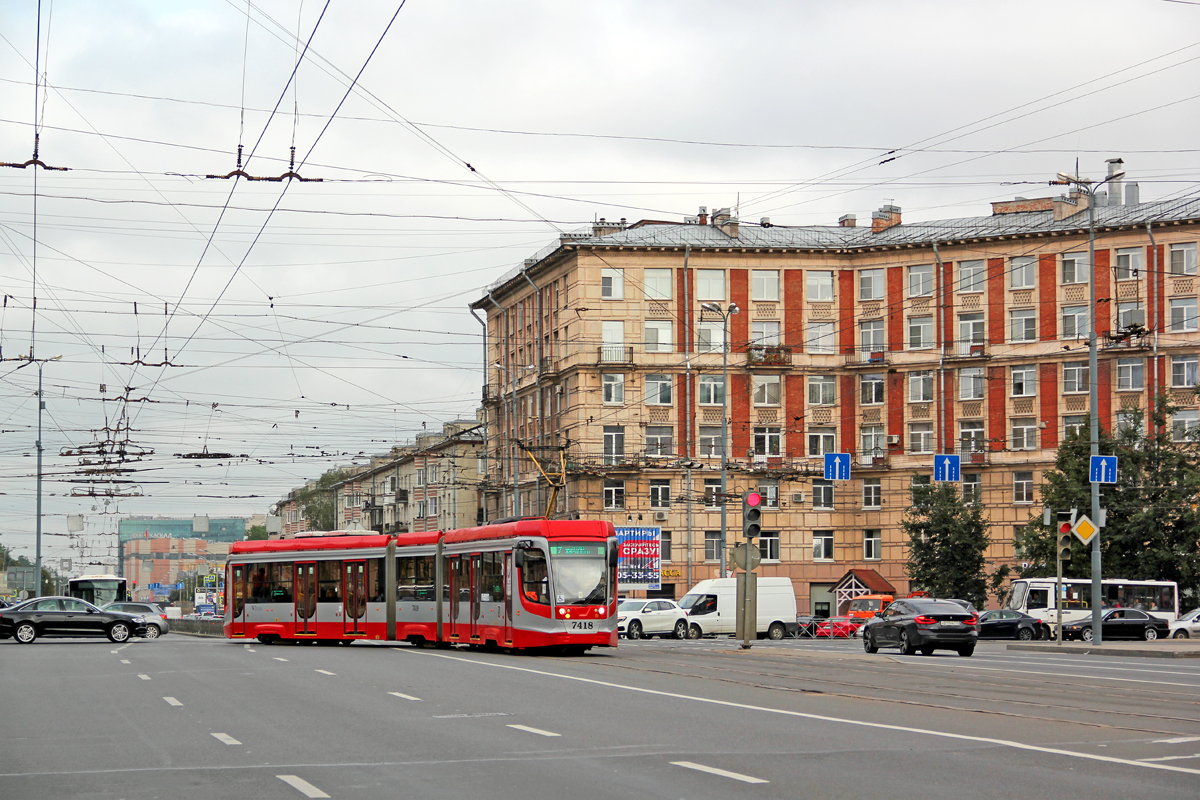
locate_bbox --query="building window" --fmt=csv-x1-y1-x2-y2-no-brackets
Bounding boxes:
603,479,625,509
861,372,884,405
807,270,834,301
1172,354,1199,388
860,320,885,352
704,479,721,508
1170,297,1198,332
859,269,885,300
753,426,781,456
601,268,624,299
645,426,674,456
602,373,625,404
861,425,885,457
813,531,835,561
1013,471,1034,504
1010,256,1036,289
697,321,725,352
864,530,882,561
958,312,984,352
644,268,672,300
909,263,933,297
752,270,779,301
909,423,934,454
758,479,779,508
1062,305,1088,339
1062,252,1088,285
807,321,835,354
808,375,836,405
696,269,725,301
1063,361,1089,394
959,367,985,400
644,320,674,353
1115,247,1143,280
862,478,882,509
912,474,931,487
704,531,721,561
1012,365,1037,397
603,426,625,464
1116,410,1138,434
908,315,934,349
757,532,780,562
1063,415,1087,439
645,374,672,405
698,375,725,405
1010,308,1037,342
601,320,625,362
752,375,781,406
959,259,986,293
909,370,933,402
1117,358,1143,391
1170,242,1197,276
660,531,672,562
808,428,836,456
1172,409,1199,441
960,420,985,454
650,479,671,508
698,426,723,457
812,479,834,509
751,319,781,347
1011,418,1038,451
962,472,981,504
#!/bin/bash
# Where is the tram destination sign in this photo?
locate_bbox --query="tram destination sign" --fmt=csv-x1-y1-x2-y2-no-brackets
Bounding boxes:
615,526,662,591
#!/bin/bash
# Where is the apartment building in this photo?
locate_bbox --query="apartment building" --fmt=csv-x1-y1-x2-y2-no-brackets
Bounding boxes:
471,165,1200,613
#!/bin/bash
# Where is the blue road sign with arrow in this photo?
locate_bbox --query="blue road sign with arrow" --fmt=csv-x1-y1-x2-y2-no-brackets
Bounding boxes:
824,453,852,481
933,454,961,482
1090,455,1118,484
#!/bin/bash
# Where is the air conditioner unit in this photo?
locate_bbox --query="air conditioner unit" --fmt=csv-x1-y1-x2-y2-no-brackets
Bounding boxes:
887,434,901,445
555,385,564,395
791,492,805,505
654,511,669,522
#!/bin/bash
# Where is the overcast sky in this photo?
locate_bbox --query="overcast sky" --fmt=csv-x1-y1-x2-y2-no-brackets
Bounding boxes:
1,0,1198,569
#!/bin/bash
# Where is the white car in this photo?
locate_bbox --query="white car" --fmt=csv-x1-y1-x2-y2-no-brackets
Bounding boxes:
1169,608,1200,639
618,599,688,640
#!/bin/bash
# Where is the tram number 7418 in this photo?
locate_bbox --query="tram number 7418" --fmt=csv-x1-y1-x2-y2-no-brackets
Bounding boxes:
570,620,595,630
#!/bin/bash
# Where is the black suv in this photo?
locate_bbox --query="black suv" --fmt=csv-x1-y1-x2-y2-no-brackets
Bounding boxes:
861,598,978,657
0,596,148,644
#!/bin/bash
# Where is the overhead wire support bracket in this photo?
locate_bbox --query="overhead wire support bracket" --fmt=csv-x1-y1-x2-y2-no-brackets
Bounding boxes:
205,145,322,182
2,134,69,171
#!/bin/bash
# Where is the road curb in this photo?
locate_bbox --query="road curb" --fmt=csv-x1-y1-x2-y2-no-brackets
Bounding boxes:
1007,643,1200,658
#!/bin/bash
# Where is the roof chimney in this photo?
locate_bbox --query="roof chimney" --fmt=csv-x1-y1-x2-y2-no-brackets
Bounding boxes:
592,217,626,237
697,206,708,225
1106,157,1125,206
712,207,738,237
1125,182,1140,205
838,213,857,228
871,204,901,233
991,196,1054,215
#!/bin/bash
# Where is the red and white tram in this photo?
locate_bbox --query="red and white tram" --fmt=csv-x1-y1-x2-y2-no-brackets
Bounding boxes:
223,518,618,652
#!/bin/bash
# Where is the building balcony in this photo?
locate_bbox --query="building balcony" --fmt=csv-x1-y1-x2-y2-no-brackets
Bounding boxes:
482,384,501,405
946,341,989,360
597,346,634,364
845,348,890,368
857,452,889,469
539,355,561,377
746,344,793,368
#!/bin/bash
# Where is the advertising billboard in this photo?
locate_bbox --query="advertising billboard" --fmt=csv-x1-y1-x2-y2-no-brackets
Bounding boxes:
615,526,661,591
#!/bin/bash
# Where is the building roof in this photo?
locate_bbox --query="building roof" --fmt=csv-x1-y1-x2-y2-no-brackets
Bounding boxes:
834,568,897,595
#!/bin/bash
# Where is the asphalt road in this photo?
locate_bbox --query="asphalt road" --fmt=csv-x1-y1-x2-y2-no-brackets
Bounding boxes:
3,633,1199,799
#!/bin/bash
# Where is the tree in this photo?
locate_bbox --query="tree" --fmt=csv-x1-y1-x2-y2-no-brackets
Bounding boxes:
245,524,267,541
293,468,344,532
1017,396,1200,603
902,482,995,609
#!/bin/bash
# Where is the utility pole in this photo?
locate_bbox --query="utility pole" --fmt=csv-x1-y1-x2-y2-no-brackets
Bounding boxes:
700,302,739,576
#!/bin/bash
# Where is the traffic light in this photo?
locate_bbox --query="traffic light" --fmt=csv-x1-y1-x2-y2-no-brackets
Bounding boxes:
1056,510,1077,563
742,491,763,539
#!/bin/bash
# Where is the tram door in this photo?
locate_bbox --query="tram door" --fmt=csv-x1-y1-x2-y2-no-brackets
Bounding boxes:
343,561,367,636
469,554,482,641
504,552,513,645
231,565,246,636
448,556,461,640
295,563,317,636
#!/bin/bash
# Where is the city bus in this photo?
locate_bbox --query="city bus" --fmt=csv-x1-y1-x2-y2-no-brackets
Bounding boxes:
1004,578,1179,630
68,575,128,606
223,517,618,653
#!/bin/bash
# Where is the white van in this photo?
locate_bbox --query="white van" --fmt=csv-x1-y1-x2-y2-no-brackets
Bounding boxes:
679,577,798,640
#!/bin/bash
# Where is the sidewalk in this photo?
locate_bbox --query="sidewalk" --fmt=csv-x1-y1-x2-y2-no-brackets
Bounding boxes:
1008,640,1200,659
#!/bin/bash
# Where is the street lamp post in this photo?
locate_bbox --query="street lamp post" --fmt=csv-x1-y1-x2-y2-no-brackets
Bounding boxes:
1050,167,1124,646
701,301,739,577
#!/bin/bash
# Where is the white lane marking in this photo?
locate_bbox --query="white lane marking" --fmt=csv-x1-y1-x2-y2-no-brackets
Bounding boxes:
163,697,183,707
245,648,256,653
388,692,420,701
672,761,768,784
314,669,336,676
975,656,1200,679
117,643,132,651
1139,753,1200,762
1155,736,1200,744
274,657,289,662
137,674,151,681
110,650,119,654
276,775,330,798
899,659,1200,688
507,724,560,737
401,649,1200,777
211,733,242,746
120,660,131,664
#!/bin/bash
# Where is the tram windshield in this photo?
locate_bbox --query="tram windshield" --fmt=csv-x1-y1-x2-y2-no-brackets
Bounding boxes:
548,542,609,605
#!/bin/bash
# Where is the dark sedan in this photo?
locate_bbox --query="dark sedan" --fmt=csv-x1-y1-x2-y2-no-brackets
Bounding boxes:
0,596,147,644
1061,608,1170,642
862,598,978,657
976,609,1046,641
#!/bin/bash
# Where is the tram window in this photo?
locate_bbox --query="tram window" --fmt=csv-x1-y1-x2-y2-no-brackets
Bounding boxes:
367,559,385,602
397,555,435,601
268,562,293,603
318,560,342,603
520,549,549,605
481,552,505,603
250,567,269,602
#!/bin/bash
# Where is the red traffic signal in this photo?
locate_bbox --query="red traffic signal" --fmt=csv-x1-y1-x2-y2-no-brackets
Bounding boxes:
745,491,762,507
1058,522,1072,535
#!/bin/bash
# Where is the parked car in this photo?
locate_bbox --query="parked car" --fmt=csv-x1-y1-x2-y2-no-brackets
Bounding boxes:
1061,608,1170,642
814,616,863,639
103,602,170,639
679,577,798,640
976,609,1045,641
617,599,688,640
795,615,821,638
0,596,148,643
861,598,978,657
847,594,893,622
940,599,978,613
1169,608,1200,639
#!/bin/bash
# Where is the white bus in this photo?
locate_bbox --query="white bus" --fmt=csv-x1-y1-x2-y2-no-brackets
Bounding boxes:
1005,578,1179,629
68,574,128,607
